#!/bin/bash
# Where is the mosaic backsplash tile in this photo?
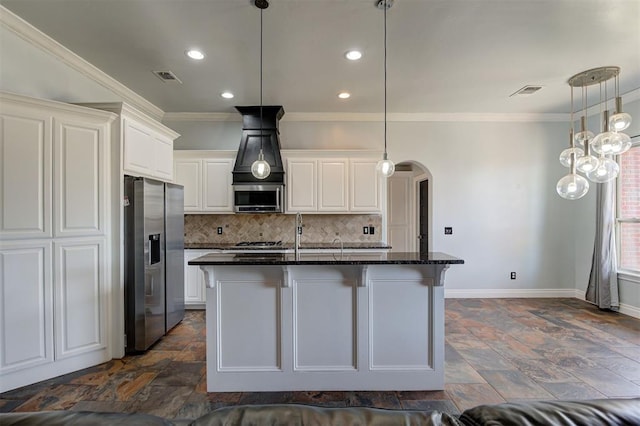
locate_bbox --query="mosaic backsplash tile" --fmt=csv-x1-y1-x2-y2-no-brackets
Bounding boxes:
184,214,383,244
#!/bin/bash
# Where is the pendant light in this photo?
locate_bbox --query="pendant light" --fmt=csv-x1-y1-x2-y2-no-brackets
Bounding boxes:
609,73,633,133
376,0,395,178
557,85,589,200
251,0,271,180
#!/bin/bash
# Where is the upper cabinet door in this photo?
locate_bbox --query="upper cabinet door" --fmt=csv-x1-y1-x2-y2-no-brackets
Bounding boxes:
350,159,381,213
153,134,174,181
203,159,234,212
318,159,348,212
122,118,155,176
0,111,52,239
53,118,106,237
174,159,202,212
287,159,317,212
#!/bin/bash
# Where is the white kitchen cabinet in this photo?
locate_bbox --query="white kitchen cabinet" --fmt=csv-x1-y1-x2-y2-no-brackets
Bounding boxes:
203,159,234,212
53,117,107,237
0,241,53,375
122,116,177,181
286,158,317,212
122,118,155,177
184,250,208,307
174,159,202,211
0,105,52,239
153,133,175,181
173,151,236,214
318,159,348,212
0,93,114,393
286,157,349,212
53,238,107,360
81,102,179,182
350,159,381,212
284,153,382,214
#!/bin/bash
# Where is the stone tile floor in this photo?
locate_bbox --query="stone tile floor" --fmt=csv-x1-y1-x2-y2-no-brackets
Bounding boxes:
1,298,639,420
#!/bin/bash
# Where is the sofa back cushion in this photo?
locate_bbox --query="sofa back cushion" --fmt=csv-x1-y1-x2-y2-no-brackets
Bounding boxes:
190,404,463,426
459,398,640,426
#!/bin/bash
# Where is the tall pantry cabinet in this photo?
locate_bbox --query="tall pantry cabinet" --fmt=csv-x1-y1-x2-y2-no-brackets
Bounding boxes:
0,93,115,392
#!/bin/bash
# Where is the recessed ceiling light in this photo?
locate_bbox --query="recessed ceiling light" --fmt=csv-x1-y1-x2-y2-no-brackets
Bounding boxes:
221,91,234,99
345,50,362,61
338,92,351,99
186,49,205,60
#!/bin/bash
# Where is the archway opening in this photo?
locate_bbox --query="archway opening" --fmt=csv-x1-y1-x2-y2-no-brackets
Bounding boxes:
386,161,432,253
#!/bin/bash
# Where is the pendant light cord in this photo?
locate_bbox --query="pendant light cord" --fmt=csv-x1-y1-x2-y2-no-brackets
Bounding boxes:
383,2,387,155
259,7,264,153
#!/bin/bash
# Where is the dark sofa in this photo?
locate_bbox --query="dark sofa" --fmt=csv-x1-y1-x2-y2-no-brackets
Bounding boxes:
1,398,639,425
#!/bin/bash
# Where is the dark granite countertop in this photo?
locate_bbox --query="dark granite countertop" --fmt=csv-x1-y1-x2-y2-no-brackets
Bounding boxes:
184,242,391,250
188,251,463,266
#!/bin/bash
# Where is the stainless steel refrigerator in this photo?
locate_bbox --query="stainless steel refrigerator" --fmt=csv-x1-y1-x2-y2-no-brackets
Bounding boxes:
124,176,184,353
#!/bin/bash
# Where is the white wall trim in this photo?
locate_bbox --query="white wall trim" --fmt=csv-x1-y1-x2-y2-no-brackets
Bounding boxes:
572,289,640,319
0,5,164,122
164,111,570,123
448,288,640,319
445,288,578,298
164,112,239,122
619,304,640,319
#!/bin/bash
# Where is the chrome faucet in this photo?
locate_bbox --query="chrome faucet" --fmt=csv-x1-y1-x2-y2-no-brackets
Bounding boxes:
294,212,302,259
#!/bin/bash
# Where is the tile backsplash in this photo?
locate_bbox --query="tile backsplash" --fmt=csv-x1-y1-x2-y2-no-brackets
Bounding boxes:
184,214,383,244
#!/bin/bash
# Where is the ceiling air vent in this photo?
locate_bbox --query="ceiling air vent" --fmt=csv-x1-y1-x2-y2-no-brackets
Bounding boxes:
510,85,543,97
153,70,182,83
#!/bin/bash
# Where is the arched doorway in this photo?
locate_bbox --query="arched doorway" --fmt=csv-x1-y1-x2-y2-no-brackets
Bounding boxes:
386,161,432,253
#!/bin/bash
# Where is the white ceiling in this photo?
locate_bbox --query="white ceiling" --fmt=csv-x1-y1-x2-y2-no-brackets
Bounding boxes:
1,0,639,115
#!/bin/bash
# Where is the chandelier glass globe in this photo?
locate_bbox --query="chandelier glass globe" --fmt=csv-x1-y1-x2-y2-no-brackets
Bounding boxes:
556,173,589,200
609,112,632,132
559,147,584,167
576,154,600,174
590,131,617,155
609,132,632,155
586,157,619,183
574,130,594,146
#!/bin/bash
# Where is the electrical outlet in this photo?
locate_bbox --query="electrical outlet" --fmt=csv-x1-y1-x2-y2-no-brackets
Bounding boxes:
510,272,516,280
444,227,453,235
363,226,369,235
369,226,375,235
217,227,223,235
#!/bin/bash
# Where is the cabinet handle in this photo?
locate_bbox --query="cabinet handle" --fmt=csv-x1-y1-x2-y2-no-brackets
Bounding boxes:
276,187,280,210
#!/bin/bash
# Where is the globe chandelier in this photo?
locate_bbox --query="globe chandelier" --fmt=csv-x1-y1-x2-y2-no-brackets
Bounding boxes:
557,66,632,200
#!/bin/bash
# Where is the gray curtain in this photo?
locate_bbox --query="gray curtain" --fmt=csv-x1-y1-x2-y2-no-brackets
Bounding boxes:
585,180,619,310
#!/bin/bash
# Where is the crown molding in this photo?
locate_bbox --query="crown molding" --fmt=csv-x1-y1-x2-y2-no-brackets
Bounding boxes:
0,5,164,122
163,112,239,122
163,111,571,123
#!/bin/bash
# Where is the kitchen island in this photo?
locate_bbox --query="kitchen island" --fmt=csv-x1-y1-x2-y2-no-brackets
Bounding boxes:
189,252,463,392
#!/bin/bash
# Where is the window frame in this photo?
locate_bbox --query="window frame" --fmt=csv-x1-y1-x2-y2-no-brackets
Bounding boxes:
616,136,640,280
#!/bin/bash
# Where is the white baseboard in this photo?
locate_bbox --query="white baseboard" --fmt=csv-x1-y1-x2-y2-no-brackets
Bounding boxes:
444,288,640,319
444,288,577,299
619,303,640,319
